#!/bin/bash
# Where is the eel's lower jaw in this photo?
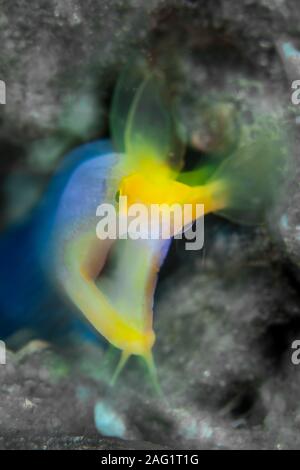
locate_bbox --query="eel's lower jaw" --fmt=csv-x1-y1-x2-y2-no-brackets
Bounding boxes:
62,230,161,356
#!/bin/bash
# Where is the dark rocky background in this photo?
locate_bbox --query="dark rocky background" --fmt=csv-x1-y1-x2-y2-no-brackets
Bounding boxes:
1,0,300,450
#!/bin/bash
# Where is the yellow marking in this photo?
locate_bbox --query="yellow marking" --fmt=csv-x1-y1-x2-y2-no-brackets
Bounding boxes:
58,166,229,384
62,232,155,356
119,172,227,220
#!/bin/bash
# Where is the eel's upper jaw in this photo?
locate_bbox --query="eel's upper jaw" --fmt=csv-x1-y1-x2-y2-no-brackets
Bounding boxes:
118,171,228,223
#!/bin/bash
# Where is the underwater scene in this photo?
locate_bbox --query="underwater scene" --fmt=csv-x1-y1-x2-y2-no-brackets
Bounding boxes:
0,0,300,453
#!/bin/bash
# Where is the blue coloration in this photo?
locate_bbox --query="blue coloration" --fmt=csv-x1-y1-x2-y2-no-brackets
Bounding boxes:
52,152,118,257
0,139,172,344
94,401,126,438
280,214,289,231
0,140,114,341
181,419,198,440
282,42,300,59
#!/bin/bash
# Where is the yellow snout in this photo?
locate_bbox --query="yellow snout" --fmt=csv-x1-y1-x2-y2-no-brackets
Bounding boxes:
118,172,227,219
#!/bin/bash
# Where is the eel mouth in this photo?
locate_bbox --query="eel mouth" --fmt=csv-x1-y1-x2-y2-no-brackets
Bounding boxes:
62,171,224,355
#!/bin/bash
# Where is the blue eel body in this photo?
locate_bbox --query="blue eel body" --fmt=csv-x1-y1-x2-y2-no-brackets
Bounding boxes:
0,139,171,344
